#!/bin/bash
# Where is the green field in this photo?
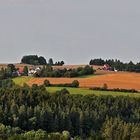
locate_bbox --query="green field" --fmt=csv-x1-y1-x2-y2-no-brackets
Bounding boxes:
12,76,140,97
47,87,140,97
13,76,32,86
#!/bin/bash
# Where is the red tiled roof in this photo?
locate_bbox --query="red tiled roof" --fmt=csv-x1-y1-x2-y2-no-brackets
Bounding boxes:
18,68,24,74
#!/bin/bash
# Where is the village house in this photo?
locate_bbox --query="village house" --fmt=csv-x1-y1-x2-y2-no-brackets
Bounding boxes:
114,68,118,72
28,66,41,76
103,64,110,70
15,66,42,76
17,67,24,76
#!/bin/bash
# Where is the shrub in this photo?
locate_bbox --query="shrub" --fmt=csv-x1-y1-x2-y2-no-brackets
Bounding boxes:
60,89,70,95
71,80,79,88
44,80,51,87
102,83,108,90
89,87,138,93
61,131,71,140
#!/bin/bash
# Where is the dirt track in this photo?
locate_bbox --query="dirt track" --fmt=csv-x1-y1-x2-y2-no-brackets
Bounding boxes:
27,72,140,91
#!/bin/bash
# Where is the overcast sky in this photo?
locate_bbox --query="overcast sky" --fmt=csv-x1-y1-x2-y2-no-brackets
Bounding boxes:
0,0,140,64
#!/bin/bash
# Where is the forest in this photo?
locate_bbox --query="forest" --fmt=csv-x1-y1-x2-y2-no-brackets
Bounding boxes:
89,58,140,72
0,84,139,139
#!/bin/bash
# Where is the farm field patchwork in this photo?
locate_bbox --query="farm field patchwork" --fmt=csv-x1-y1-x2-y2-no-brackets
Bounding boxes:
26,72,140,91
12,69,140,92
12,76,140,97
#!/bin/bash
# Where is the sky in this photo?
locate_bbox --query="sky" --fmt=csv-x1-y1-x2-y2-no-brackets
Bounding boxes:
0,0,140,64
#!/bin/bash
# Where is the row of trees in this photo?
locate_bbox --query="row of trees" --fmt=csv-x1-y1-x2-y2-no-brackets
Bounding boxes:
0,84,139,139
21,55,64,66
90,84,138,93
44,80,79,88
89,58,140,72
35,65,95,78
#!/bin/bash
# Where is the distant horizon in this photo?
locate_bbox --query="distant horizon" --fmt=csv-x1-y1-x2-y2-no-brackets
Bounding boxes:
0,55,140,65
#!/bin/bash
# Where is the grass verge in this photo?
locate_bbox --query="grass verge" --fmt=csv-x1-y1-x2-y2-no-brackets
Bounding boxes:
47,87,140,97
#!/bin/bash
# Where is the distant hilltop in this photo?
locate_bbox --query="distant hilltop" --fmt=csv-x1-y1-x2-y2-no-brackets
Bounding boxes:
89,58,140,73
21,55,64,66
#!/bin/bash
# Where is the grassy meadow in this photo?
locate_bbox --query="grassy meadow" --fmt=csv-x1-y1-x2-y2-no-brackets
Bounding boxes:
13,76,32,86
46,87,140,97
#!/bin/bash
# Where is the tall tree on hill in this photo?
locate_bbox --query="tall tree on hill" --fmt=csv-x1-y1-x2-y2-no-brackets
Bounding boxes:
39,56,47,65
21,55,47,65
61,61,65,66
48,58,54,66
23,66,28,76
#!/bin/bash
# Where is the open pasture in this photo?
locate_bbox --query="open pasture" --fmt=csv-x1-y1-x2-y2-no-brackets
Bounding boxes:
46,87,140,97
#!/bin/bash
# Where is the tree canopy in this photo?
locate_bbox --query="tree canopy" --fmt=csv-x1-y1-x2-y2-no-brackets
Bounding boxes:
0,84,139,139
35,65,95,78
89,58,140,72
21,55,65,66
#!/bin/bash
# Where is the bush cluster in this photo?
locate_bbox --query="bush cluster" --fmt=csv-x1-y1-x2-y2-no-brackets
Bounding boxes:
90,86,138,93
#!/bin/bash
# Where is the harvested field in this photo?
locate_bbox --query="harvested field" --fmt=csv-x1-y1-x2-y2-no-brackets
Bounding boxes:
27,72,140,91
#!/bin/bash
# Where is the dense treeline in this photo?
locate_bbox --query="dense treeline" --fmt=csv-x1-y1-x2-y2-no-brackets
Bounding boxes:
0,118,139,140
0,85,139,139
89,58,140,72
21,55,64,66
34,65,95,78
21,55,47,65
0,64,18,81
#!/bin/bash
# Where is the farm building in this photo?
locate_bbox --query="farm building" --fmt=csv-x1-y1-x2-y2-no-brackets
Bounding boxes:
18,67,24,76
103,64,110,70
28,67,41,76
